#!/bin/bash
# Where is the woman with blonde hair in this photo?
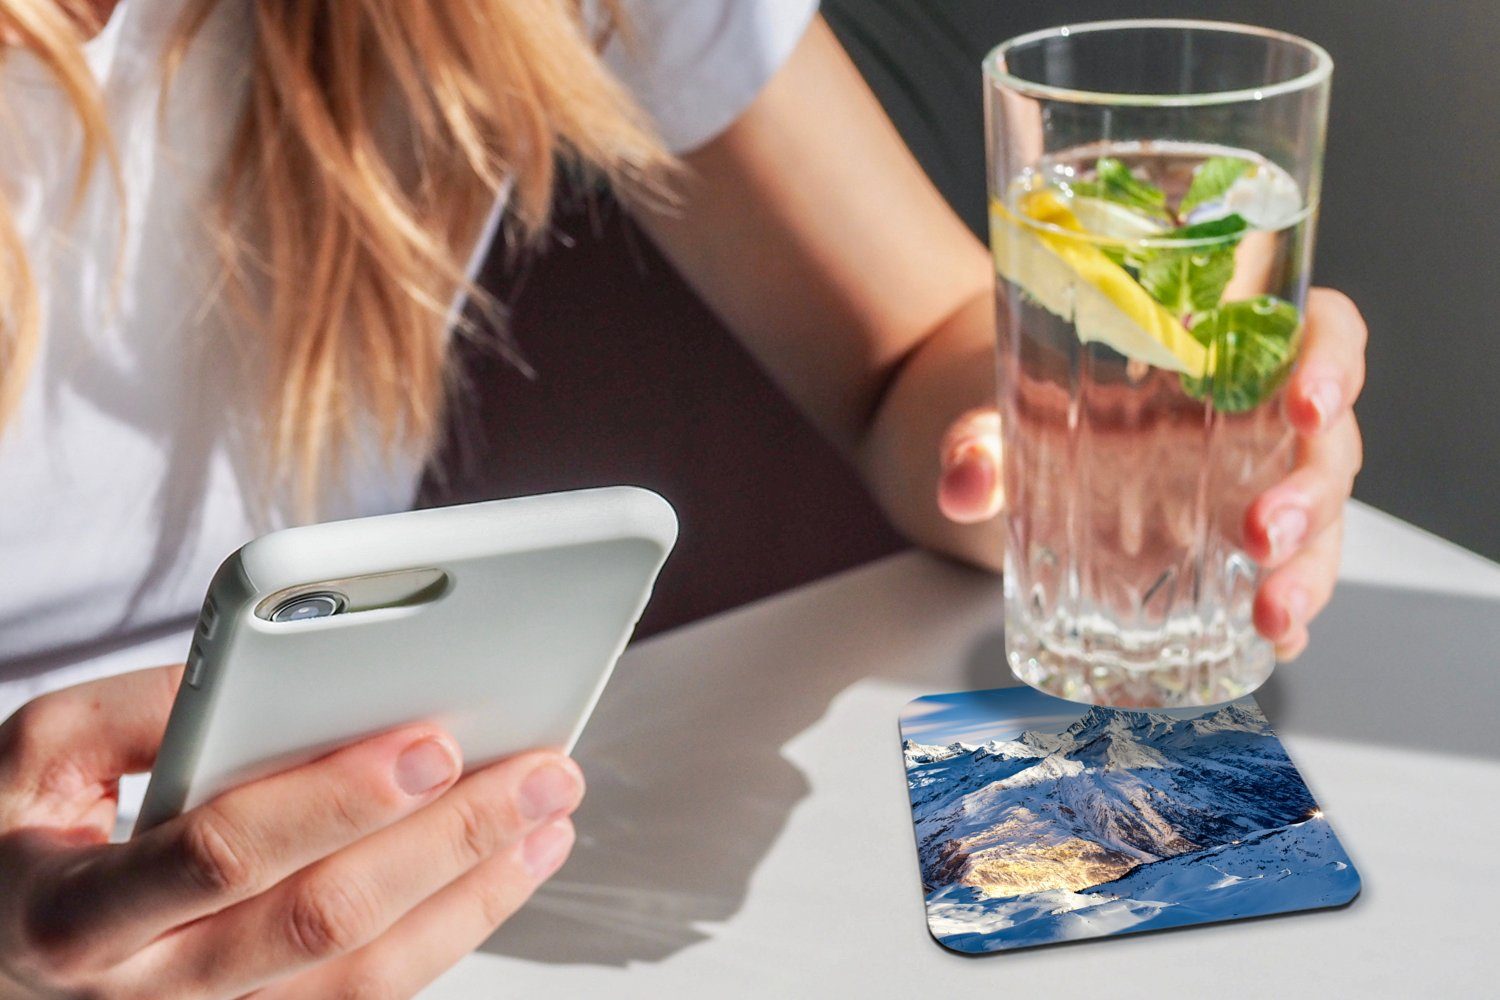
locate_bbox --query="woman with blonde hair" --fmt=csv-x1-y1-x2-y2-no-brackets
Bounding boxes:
0,1,1365,995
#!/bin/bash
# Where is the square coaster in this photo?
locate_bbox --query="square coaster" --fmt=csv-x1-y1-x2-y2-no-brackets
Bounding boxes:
900,687,1360,953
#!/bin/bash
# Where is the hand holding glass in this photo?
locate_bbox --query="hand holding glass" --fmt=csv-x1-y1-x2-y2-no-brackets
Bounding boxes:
986,21,1332,707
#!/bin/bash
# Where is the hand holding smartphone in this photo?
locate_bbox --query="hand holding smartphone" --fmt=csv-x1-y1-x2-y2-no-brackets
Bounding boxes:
135,485,677,833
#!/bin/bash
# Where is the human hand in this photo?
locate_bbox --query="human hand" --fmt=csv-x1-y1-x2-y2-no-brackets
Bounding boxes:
936,287,1366,661
1239,288,1366,658
0,665,582,998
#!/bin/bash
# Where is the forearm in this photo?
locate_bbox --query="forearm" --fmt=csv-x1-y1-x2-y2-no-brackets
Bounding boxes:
855,287,1004,572
632,14,1006,571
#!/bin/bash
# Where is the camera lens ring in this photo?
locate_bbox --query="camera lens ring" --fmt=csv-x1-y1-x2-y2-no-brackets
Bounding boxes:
268,591,346,623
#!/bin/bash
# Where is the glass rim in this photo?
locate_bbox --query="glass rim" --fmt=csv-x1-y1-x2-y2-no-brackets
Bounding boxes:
983,18,1333,107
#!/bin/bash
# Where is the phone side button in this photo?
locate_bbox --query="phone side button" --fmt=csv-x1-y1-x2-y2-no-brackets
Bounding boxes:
185,644,205,689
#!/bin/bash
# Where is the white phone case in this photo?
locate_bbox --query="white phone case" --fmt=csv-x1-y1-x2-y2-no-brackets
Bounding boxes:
133,486,676,834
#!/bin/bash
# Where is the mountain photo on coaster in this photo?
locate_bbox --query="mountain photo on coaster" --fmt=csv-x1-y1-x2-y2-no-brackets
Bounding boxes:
899,687,1360,953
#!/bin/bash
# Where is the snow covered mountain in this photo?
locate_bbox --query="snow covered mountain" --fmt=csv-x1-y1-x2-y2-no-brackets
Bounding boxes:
904,738,1046,815
926,816,1359,953
901,739,977,766
904,699,1357,951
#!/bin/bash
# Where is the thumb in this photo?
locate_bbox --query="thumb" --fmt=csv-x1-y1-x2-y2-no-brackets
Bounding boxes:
937,408,1003,524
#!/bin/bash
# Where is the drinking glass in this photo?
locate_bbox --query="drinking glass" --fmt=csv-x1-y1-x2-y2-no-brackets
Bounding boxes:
985,20,1332,707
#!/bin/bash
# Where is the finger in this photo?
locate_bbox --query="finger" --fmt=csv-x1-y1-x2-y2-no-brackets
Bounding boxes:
255,818,577,1000
0,664,183,788
28,725,461,970
1285,288,1367,434
149,752,582,997
1254,516,1343,648
1275,625,1311,663
1243,412,1361,566
937,407,1002,524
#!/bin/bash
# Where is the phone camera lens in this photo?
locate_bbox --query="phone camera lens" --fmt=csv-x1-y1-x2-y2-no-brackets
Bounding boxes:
269,591,346,623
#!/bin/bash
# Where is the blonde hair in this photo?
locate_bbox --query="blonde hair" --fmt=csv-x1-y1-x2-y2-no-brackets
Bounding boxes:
0,0,671,510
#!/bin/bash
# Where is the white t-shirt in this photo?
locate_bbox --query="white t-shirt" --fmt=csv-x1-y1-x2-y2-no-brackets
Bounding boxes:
0,0,818,720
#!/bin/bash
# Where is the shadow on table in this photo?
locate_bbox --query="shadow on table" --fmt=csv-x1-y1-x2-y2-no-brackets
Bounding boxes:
963,581,1500,762
1257,580,1500,760
480,562,1499,969
480,553,991,967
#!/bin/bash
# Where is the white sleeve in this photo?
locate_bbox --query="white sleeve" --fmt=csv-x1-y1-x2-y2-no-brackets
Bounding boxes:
604,0,820,154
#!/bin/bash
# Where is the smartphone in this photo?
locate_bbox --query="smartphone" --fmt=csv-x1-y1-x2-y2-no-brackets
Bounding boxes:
133,486,677,834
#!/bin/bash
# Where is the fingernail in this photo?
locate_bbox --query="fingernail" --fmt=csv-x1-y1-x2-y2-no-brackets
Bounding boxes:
1283,587,1311,630
944,439,993,474
1307,379,1342,428
395,738,459,796
1265,506,1308,560
941,449,993,494
522,819,575,879
519,760,584,821
940,443,999,521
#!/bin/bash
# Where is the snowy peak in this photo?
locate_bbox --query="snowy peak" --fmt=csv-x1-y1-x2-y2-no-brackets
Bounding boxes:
974,740,1046,763
1062,705,1115,738
1065,705,1180,744
1017,729,1069,754
903,739,978,766
998,753,1084,788
1191,702,1270,736
1071,729,1170,771
902,739,947,765
909,701,1271,770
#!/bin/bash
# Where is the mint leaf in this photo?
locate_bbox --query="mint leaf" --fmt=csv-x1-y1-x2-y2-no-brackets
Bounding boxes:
1138,251,1233,315
1179,156,1253,218
1172,215,1251,242
1073,157,1170,219
1180,296,1302,412
1135,215,1249,315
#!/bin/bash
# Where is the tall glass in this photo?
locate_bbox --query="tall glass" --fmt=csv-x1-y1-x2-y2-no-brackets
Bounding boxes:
985,21,1332,707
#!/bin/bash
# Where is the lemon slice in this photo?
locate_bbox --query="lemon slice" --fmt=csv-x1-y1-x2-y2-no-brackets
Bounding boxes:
1068,195,1168,241
990,190,1208,378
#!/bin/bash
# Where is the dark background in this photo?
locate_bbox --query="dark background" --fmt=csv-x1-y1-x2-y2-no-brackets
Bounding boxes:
821,0,1500,562
423,2,1499,634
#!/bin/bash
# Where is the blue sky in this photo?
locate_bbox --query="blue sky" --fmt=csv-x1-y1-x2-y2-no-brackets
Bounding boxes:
902,687,1080,745
900,687,1238,746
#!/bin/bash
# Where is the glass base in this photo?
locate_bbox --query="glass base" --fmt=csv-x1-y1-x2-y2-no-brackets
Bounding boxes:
1007,625,1275,709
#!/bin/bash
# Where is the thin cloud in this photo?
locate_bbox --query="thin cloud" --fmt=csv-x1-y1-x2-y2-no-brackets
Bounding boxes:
903,709,1082,744
899,699,950,721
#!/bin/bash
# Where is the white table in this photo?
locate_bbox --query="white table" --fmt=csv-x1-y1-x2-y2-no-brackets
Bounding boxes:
426,501,1500,998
